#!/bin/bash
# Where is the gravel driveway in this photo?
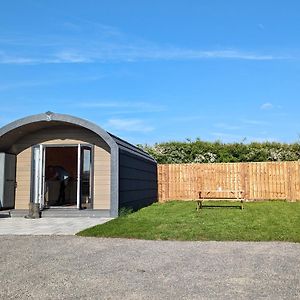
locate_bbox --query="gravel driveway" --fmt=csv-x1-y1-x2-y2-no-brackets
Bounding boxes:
0,236,299,299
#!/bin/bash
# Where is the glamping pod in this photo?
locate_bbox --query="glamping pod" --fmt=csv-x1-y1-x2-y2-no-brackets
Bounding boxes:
0,112,157,217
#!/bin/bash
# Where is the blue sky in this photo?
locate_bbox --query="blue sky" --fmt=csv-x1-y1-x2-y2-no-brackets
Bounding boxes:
1,0,300,145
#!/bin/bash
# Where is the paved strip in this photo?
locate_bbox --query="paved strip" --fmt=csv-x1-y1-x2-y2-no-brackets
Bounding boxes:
0,237,299,299
0,217,112,235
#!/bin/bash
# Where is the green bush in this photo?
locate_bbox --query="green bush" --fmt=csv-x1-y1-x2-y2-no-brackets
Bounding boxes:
138,140,300,164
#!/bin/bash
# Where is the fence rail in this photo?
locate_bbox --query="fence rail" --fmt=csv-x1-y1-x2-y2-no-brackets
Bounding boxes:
157,161,300,202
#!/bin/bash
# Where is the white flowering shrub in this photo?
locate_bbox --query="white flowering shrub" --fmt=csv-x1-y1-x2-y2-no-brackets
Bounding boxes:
138,140,300,164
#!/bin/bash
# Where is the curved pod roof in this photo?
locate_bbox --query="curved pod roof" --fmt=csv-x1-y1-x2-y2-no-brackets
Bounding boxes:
0,112,155,162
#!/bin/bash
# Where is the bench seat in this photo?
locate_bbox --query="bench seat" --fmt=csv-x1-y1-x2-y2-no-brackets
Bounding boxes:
197,190,244,210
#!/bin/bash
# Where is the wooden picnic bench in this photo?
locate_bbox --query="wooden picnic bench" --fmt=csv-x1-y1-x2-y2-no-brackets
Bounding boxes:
196,189,244,211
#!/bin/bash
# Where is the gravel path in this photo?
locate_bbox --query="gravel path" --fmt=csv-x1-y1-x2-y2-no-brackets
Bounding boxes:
0,236,299,299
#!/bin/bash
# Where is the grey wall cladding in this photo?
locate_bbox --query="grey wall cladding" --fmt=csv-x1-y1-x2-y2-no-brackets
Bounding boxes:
119,149,157,210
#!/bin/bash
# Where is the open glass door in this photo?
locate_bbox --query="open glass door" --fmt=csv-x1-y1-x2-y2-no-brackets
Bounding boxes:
77,145,93,209
32,145,45,208
0,153,16,209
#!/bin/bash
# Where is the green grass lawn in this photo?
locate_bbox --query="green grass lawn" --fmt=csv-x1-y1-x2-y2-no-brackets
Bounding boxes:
77,201,300,242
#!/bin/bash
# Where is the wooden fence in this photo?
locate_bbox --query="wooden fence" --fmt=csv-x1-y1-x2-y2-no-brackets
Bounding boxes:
157,161,300,202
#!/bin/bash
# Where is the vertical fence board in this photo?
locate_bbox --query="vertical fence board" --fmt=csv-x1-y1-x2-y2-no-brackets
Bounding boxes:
157,161,300,202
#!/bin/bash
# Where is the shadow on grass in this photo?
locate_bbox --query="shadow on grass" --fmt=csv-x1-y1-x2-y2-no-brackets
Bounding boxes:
199,205,242,209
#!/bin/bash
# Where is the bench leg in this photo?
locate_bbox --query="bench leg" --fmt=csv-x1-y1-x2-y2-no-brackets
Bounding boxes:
196,200,203,211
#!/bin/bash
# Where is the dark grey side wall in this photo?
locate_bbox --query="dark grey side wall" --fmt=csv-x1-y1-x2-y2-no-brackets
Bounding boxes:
119,148,157,211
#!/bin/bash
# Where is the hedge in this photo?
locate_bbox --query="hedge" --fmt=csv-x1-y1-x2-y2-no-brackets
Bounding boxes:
138,139,300,164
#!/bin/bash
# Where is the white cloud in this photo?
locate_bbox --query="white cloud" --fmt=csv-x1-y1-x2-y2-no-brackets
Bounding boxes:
0,75,103,91
170,116,203,122
78,101,166,114
54,51,93,63
1,48,284,65
260,102,274,110
62,21,82,32
156,49,278,60
0,18,290,66
105,118,154,133
0,51,37,64
214,123,241,130
242,119,270,125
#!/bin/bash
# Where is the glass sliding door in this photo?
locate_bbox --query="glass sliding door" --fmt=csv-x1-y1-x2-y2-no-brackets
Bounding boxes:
31,145,45,208
32,143,93,210
77,145,93,209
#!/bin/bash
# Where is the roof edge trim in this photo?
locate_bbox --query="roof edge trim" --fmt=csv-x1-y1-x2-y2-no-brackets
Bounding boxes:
0,112,118,150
